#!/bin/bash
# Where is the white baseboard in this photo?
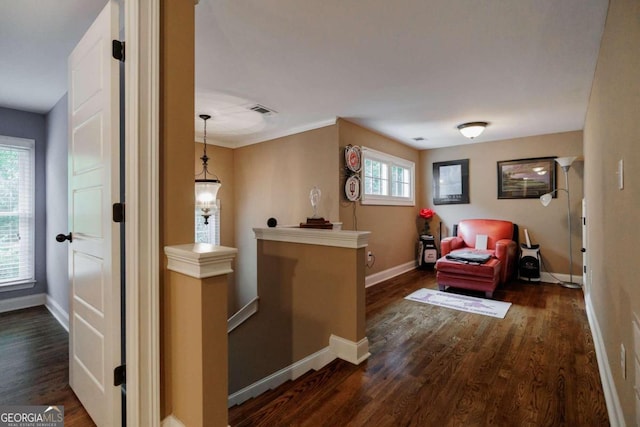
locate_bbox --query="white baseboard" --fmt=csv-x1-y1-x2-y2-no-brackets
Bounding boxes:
45,295,69,332
329,334,370,365
160,414,186,427
365,261,416,288
290,346,336,379
228,345,336,407
585,294,625,427
540,272,584,285
0,293,46,314
228,296,259,333
228,334,371,407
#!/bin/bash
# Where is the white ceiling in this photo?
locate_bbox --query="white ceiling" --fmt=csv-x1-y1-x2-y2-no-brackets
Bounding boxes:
1,0,608,150
0,0,108,114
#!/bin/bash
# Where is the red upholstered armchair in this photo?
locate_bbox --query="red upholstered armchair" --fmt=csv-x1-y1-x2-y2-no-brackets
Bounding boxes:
440,219,518,284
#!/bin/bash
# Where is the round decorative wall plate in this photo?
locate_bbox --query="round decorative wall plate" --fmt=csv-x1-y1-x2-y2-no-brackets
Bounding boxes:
345,175,361,201
345,145,362,173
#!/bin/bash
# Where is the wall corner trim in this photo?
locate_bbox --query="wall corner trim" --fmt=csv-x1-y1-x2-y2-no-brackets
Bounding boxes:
165,243,238,279
45,295,69,332
366,261,416,288
228,346,336,407
228,296,259,333
231,117,337,149
540,272,584,286
585,294,626,427
160,414,186,427
227,334,370,408
0,293,46,314
329,334,370,365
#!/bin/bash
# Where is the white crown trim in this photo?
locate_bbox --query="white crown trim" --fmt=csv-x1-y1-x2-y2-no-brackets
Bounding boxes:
165,243,238,279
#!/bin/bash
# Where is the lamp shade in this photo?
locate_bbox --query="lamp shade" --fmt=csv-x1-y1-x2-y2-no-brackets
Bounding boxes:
457,122,488,139
195,180,221,210
540,193,553,207
555,156,577,168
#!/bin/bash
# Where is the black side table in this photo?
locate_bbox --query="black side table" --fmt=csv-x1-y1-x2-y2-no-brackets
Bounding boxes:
419,235,438,269
519,243,541,282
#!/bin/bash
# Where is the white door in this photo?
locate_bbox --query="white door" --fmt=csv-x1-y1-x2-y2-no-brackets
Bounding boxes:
67,1,121,425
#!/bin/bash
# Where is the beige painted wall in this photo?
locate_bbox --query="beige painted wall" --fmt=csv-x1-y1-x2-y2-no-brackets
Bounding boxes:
232,125,340,310
421,131,584,276
584,0,640,423
168,272,228,427
228,239,366,393
338,119,422,276
160,0,199,419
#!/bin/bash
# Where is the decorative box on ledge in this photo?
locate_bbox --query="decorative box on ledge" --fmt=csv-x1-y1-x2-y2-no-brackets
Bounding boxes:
300,217,333,229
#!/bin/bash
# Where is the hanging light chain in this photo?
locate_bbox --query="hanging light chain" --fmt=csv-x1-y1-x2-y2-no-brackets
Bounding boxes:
199,114,212,179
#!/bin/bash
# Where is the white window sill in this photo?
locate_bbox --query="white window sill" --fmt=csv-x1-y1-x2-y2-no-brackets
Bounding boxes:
360,196,415,206
0,280,36,293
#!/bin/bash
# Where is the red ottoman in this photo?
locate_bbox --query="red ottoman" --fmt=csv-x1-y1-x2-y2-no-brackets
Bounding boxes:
435,257,502,298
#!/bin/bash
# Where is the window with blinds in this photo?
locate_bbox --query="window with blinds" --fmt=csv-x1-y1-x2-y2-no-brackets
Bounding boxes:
361,146,415,206
195,200,220,245
0,136,35,287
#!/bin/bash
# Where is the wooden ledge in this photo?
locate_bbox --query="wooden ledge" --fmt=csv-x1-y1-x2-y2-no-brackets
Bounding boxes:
165,243,238,279
253,227,370,249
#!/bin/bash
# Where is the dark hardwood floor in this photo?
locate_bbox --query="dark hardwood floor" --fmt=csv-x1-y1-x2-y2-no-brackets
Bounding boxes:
0,305,95,426
1,271,609,426
229,269,610,427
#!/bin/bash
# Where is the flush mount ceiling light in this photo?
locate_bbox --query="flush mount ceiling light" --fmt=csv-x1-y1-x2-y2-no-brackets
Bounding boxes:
457,122,488,139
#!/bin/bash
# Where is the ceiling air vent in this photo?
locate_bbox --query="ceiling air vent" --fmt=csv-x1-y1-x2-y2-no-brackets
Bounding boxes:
249,104,277,115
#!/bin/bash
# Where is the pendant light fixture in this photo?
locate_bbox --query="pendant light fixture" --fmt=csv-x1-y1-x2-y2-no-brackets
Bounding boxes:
457,121,488,139
195,114,221,225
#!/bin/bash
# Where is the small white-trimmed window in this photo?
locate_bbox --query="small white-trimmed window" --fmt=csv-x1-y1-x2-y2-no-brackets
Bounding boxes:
361,147,415,206
195,200,220,245
0,136,35,287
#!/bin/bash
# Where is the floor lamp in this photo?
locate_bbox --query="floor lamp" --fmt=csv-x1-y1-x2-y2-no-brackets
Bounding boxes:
540,156,580,288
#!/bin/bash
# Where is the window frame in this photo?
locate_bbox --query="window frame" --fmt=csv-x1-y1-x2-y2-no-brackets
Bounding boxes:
0,135,36,290
194,199,220,245
360,146,415,206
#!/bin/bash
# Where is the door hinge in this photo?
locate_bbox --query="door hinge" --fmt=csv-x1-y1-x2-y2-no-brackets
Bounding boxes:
114,364,126,386
112,40,125,62
113,203,125,223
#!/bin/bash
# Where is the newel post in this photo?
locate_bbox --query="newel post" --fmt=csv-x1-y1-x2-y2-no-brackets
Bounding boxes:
164,243,237,427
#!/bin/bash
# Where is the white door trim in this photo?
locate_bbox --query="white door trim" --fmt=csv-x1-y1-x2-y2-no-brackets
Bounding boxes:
124,0,160,425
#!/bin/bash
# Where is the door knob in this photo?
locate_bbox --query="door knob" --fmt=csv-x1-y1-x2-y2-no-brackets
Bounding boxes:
56,233,73,243
581,248,586,253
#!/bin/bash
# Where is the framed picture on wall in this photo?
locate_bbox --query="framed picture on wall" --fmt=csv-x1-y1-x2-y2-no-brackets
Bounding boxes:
497,157,557,199
433,159,470,205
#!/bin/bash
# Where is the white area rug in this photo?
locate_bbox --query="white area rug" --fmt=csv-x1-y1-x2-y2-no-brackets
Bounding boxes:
405,288,512,319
